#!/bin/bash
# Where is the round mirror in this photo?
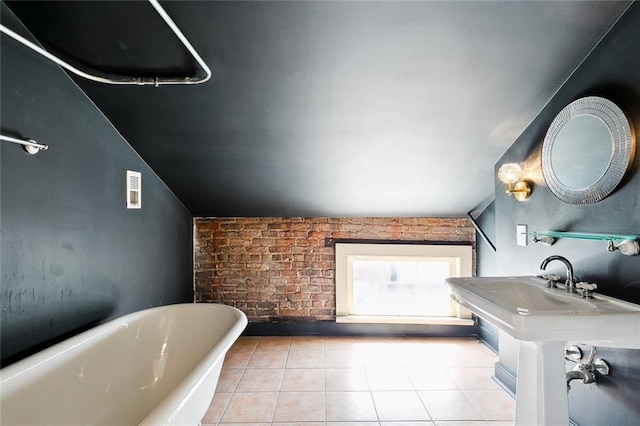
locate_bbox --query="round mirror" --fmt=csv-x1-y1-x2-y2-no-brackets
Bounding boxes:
542,96,635,204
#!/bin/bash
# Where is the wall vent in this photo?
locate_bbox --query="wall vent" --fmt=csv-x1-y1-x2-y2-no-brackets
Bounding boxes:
126,170,142,209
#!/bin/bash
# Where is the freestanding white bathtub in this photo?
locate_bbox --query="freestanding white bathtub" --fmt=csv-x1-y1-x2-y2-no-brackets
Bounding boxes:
0,303,247,425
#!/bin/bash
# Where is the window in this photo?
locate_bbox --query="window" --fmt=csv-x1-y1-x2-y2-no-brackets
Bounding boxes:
335,243,472,325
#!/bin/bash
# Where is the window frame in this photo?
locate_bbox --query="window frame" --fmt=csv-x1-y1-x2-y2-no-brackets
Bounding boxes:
335,243,473,325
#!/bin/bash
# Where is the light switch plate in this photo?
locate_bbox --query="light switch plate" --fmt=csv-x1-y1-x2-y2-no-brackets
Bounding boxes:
517,224,527,246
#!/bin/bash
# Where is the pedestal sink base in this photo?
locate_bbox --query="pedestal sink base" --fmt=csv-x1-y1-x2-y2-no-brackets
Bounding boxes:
515,341,568,426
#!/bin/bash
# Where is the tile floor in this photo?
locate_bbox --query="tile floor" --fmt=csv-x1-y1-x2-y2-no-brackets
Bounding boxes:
202,336,515,425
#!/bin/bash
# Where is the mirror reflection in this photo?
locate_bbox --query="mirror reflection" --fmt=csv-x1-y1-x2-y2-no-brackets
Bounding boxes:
550,114,613,189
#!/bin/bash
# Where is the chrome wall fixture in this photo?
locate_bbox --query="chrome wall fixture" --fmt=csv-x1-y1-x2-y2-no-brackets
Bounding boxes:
564,344,610,392
0,134,48,154
0,0,211,87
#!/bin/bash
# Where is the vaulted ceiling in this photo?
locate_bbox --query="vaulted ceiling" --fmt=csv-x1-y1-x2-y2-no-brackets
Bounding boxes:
4,1,633,217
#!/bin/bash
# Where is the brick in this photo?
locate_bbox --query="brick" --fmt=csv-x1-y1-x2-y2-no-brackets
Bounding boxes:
267,222,290,230
281,308,301,317
291,246,310,254
276,238,296,246
260,230,280,237
286,293,310,301
220,222,243,230
243,222,266,229
252,238,276,246
194,221,220,231
290,222,313,231
268,246,291,253
310,277,332,285
309,308,333,316
269,277,286,285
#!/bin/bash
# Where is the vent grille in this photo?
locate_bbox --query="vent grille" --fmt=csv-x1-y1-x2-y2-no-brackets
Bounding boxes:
126,170,142,209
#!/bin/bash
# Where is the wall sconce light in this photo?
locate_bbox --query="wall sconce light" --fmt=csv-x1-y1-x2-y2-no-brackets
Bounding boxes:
498,163,531,201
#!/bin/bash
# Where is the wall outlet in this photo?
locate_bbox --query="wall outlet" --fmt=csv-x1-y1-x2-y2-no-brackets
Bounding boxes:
517,224,527,246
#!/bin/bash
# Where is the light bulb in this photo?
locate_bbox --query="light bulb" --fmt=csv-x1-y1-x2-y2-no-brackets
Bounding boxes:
498,163,523,184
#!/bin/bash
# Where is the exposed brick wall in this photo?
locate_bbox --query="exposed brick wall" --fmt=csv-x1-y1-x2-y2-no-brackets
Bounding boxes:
194,217,474,322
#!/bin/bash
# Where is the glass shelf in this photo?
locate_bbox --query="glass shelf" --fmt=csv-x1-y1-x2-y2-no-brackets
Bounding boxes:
527,231,639,255
528,231,637,242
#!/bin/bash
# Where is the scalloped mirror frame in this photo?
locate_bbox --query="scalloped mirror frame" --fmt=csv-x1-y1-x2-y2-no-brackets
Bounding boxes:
542,96,635,204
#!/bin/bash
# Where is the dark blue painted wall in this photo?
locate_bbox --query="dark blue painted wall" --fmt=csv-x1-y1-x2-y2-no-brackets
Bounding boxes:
0,3,193,365
492,3,640,425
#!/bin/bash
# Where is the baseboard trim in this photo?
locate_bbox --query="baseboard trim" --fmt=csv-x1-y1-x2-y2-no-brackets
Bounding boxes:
494,361,517,396
243,320,476,337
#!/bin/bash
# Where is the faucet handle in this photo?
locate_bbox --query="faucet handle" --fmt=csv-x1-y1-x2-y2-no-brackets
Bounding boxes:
541,273,560,281
576,282,598,298
538,274,560,287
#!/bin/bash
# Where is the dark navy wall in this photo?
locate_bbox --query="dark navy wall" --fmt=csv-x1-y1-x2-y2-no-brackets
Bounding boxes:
494,3,640,425
0,3,193,365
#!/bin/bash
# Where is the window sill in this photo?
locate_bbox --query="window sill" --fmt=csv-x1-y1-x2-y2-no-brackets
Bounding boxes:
336,315,474,326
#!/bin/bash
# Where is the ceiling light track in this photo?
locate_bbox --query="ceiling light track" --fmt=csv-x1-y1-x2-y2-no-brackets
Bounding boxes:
0,0,211,87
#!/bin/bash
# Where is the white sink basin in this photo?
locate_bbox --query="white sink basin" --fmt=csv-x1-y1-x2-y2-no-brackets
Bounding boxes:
446,275,640,426
446,276,640,348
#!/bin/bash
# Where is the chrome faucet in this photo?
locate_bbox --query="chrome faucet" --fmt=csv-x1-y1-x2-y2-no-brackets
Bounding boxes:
565,345,609,392
540,255,576,293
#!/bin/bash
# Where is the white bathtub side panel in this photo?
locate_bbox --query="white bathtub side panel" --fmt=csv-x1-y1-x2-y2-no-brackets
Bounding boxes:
140,358,224,426
0,303,247,426
140,305,247,425
0,312,151,425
